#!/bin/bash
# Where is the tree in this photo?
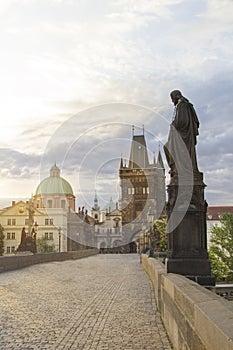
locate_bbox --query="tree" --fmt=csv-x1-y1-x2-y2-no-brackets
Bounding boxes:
0,224,5,256
209,213,233,282
151,218,167,252
36,237,55,253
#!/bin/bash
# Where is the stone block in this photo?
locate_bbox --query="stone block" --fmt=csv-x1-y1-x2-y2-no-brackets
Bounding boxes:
194,299,233,350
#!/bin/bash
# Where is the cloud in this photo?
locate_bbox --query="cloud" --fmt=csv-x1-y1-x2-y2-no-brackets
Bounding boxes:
0,149,41,178
0,0,232,205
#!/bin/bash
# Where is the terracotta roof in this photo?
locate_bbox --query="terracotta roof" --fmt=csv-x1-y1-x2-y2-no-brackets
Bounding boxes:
206,206,233,220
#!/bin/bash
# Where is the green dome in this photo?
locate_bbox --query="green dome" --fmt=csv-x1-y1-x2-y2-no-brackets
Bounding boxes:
35,164,74,196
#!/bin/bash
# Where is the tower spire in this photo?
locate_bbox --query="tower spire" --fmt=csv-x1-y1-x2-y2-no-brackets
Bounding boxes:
120,153,123,168
157,143,164,169
153,151,156,165
93,190,100,210
132,125,135,136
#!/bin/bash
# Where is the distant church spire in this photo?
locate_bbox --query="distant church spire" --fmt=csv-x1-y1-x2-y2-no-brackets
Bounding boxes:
93,191,100,211
153,151,156,165
120,153,123,169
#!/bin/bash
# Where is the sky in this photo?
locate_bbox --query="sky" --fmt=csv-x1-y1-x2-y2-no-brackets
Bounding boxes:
0,0,232,210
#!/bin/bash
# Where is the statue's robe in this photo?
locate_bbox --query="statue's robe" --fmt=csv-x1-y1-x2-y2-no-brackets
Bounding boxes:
164,98,199,177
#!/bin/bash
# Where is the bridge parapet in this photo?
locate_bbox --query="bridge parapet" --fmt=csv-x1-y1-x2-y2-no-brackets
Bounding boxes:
0,249,99,273
142,254,233,350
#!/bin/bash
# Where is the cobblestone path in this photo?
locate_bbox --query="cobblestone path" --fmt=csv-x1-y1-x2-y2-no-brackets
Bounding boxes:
0,254,171,349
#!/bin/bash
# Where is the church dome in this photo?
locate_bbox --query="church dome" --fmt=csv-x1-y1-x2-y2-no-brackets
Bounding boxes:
35,164,74,196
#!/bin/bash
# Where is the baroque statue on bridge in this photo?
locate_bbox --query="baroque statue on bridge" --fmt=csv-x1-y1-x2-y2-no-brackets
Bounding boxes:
164,90,200,181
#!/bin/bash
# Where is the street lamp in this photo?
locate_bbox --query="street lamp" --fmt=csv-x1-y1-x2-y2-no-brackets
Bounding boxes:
58,227,61,253
147,207,154,257
31,221,38,254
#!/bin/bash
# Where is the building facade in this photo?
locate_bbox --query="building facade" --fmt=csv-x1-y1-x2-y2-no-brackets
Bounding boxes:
0,164,76,255
0,200,66,254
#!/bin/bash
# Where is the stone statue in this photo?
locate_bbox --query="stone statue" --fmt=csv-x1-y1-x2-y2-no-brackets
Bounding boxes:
19,227,27,247
16,199,37,254
164,90,199,179
164,90,215,285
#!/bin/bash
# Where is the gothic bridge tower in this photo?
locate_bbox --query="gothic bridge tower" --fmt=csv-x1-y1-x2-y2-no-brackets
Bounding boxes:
119,126,165,226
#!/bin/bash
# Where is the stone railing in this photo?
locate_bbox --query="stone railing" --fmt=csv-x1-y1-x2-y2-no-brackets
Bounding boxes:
0,249,99,273
141,254,233,350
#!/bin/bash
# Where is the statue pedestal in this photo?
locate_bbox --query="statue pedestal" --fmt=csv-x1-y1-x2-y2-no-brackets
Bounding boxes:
165,172,215,286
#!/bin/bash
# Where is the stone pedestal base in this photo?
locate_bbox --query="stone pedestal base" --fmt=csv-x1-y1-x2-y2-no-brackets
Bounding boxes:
165,172,215,286
165,257,211,276
165,257,215,286
186,275,216,286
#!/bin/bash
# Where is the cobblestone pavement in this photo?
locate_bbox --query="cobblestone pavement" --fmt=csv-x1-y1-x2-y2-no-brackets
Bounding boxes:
0,254,171,349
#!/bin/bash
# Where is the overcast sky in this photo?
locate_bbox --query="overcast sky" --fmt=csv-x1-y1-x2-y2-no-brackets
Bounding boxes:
0,0,232,209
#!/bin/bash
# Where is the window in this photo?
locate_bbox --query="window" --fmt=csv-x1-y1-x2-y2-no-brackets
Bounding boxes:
11,246,15,253
11,233,15,240
49,232,53,240
6,246,11,254
45,218,53,225
61,200,66,209
128,188,131,195
132,188,135,195
7,232,11,240
147,187,149,194
143,187,146,194
44,232,49,240
7,219,16,225
48,200,53,208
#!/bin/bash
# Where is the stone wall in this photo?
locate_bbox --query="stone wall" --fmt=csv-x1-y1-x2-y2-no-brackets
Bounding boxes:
0,249,99,273
141,254,233,350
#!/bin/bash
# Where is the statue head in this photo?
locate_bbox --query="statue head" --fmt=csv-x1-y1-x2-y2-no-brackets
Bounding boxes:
170,90,183,106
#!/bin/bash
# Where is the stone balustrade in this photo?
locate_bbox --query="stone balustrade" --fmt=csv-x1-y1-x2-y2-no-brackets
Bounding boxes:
141,254,233,350
0,249,99,273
